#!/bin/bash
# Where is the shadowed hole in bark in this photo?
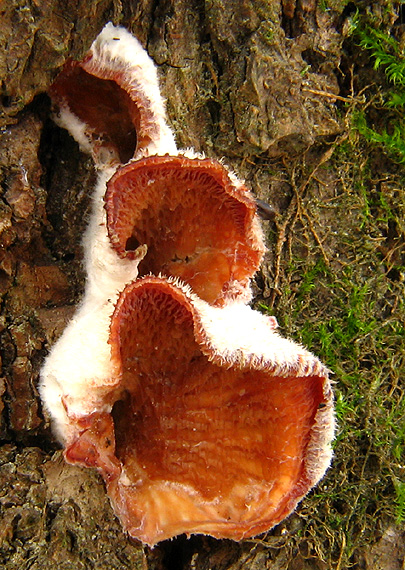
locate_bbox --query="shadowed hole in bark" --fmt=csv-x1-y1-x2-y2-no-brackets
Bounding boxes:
160,534,202,570
301,49,326,73
38,108,94,267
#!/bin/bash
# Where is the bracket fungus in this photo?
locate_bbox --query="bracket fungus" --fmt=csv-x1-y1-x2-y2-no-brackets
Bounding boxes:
49,22,177,166
105,154,265,304
40,23,335,547
63,276,333,546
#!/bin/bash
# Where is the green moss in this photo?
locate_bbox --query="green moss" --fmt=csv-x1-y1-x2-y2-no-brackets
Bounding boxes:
350,12,405,163
394,480,405,523
319,0,352,12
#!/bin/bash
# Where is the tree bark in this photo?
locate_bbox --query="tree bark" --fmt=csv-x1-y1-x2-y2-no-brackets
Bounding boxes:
0,1,403,569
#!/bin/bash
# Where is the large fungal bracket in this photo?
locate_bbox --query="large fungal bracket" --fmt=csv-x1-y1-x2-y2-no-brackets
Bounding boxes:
64,276,334,547
40,22,335,549
105,154,265,305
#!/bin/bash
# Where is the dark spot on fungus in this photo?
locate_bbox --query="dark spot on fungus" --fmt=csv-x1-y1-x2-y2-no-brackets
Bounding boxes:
125,235,142,252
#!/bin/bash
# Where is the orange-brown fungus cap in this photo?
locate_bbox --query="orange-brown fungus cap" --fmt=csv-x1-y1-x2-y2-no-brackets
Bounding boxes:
50,61,139,163
105,155,265,304
64,277,332,546
48,49,166,163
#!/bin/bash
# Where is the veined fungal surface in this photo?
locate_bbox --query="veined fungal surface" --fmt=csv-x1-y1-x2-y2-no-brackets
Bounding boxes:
64,276,334,546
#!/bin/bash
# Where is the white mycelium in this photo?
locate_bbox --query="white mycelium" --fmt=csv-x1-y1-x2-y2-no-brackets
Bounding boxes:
41,23,178,441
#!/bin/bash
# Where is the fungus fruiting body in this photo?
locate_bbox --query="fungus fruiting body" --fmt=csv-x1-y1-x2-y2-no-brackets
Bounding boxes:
40,22,334,547
64,277,334,546
49,22,177,166
105,153,265,304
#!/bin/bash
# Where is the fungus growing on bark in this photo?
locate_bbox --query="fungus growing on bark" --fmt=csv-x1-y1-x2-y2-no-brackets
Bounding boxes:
49,23,176,166
105,154,265,304
63,276,334,546
40,22,334,547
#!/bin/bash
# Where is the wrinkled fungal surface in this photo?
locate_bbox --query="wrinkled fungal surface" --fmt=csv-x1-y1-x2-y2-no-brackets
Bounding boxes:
105,155,265,304
64,277,334,546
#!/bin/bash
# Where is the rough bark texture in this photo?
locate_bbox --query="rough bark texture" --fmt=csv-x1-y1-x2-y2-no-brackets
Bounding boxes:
0,1,404,569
